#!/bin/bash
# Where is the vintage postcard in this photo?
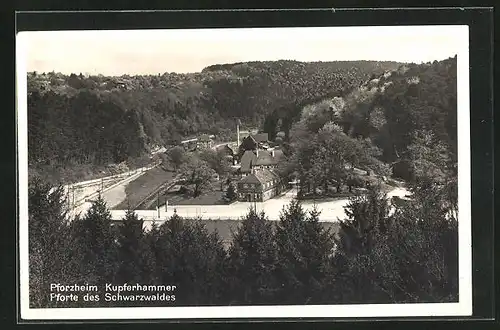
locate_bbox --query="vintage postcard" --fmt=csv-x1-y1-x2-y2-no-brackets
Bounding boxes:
17,25,471,320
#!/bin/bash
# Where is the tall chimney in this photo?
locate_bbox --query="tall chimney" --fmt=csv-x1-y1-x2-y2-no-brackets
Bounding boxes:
237,121,240,147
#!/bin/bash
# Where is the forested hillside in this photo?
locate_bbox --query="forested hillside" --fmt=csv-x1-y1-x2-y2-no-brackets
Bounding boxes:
27,60,400,184
271,56,457,197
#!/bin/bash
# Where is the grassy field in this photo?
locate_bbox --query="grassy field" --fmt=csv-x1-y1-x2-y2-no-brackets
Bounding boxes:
113,167,175,210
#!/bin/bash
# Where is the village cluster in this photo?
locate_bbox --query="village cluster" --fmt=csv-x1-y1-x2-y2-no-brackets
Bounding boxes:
177,125,287,203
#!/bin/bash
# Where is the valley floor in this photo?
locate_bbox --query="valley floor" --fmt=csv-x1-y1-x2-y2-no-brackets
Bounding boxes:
109,186,411,231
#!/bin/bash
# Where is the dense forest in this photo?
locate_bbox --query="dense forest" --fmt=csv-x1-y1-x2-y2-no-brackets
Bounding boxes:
271,56,457,200
27,60,400,184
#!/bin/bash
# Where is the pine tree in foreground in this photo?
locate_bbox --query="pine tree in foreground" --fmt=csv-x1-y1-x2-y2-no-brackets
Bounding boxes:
389,185,458,302
227,208,279,305
28,178,74,308
333,185,458,303
275,200,335,304
116,209,151,285
70,194,118,288
153,213,227,306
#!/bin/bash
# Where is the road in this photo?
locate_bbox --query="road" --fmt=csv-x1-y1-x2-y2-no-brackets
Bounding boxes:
110,186,411,229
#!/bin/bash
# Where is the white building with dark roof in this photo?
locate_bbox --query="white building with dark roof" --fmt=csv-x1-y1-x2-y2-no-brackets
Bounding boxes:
237,168,283,202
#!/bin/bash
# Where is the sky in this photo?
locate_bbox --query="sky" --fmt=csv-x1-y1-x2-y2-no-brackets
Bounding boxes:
19,25,468,76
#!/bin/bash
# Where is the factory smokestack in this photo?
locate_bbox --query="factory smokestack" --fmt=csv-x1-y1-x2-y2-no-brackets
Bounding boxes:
237,119,240,147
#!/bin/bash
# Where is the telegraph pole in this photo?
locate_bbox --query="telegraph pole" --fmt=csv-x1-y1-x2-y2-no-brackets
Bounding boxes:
237,119,241,147
66,185,70,209
157,191,160,218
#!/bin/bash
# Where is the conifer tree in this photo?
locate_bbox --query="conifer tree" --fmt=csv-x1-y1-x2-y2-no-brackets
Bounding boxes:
275,200,334,304
333,184,458,303
332,186,395,303
225,183,237,202
337,186,392,256
116,209,152,284
154,213,227,306
143,221,161,285
227,208,279,305
183,220,228,305
388,186,459,302
71,194,118,287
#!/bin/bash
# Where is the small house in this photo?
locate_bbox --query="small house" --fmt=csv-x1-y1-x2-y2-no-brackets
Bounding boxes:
237,168,283,202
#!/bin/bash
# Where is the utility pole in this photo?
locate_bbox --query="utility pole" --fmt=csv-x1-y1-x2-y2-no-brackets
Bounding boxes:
253,194,257,213
157,191,160,219
66,186,70,209
237,119,240,147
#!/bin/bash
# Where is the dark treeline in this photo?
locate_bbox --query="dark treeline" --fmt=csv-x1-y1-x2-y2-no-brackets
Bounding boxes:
29,175,458,308
28,60,400,184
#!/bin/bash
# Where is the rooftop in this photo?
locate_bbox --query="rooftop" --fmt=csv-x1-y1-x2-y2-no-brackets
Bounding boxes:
250,133,269,143
240,149,284,173
239,168,279,185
